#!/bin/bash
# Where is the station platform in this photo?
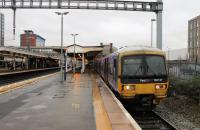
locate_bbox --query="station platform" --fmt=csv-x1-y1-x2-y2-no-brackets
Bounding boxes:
0,67,58,76
0,68,23,73
0,71,140,130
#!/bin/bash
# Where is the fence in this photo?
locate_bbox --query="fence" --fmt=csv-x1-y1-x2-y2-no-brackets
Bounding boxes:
168,61,200,105
168,61,200,79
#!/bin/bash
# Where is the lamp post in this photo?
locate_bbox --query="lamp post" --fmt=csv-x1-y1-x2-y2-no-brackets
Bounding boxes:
167,47,170,74
71,34,78,74
151,19,156,47
55,12,69,82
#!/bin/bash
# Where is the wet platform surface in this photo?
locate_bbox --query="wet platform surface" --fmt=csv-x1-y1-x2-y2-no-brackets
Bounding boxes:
95,76,139,130
0,73,96,130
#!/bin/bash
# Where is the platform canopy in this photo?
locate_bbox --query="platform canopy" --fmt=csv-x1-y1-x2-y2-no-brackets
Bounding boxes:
65,44,103,54
0,46,53,58
64,44,103,61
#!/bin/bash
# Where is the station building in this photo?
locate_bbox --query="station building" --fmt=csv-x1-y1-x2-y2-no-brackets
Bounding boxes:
20,30,45,47
188,15,200,62
0,13,4,47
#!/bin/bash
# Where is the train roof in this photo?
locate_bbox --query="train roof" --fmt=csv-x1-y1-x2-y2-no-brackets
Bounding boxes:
117,45,164,54
95,46,165,60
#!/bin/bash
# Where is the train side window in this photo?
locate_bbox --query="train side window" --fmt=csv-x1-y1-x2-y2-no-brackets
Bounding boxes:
114,59,116,68
113,59,117,79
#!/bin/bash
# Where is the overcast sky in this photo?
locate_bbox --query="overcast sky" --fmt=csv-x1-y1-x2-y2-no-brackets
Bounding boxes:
1,0,200,51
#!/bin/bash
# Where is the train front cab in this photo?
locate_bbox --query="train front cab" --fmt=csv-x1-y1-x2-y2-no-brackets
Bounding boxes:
116,51,169,107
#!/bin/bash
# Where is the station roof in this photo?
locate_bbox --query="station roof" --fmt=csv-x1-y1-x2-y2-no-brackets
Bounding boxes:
28,44,106,61
65,44,103,53
28,44,104,53
117,45,163,53
0,46,58,59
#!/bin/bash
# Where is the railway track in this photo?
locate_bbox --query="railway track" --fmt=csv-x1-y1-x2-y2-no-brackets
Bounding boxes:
98,72,178,130
121,100,177,130
0,67,59,86
130,110,177,130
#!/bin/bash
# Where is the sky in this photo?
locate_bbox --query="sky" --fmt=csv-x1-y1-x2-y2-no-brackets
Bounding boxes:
0,0,200,51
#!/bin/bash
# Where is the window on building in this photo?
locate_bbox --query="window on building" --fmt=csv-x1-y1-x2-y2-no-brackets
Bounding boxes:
197,20,200,27
194,20,197,27
190,41,193,48
190,23,193,30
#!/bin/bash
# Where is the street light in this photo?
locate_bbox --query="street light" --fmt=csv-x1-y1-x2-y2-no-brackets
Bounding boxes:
71,34,78,74
55,12,69,82
167,47,170,74
151,19,156,47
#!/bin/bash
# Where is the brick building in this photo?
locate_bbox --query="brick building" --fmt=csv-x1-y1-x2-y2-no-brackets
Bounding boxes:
20,30,45,47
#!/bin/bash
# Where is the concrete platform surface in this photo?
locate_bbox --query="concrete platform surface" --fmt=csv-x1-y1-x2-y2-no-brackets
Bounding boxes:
0,72,140,130
95,75,140,130
0,73,96,130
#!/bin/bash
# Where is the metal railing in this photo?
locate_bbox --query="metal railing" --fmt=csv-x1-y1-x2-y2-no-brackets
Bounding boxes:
168,62,200,79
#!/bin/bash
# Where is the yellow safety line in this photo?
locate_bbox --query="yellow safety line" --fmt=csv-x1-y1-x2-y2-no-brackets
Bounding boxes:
0,72,58,94
93,76,112,130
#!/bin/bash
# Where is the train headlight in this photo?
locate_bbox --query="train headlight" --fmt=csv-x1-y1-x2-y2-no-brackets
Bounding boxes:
155,84,167,90
124,85,135,91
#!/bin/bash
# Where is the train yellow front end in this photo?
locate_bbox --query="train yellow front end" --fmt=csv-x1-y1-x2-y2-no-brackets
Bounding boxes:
95,46,169,108
117,47,168,107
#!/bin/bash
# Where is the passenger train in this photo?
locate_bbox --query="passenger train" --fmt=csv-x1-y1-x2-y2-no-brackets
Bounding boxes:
95,46,169,108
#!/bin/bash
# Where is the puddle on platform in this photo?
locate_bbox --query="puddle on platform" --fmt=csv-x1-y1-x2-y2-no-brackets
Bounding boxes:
31,104,47,110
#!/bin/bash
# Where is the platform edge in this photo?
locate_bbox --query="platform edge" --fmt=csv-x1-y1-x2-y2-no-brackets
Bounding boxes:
99,77,142,130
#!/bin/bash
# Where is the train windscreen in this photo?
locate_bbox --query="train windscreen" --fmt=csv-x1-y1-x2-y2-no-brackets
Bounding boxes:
122,55,167,83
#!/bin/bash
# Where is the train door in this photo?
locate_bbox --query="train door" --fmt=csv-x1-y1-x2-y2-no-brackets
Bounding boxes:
104,58,108,82
113,57,118,90
101,60,104,77
99,61,101,73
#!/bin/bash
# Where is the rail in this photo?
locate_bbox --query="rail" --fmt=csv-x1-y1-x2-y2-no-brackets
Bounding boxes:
129,110,177,130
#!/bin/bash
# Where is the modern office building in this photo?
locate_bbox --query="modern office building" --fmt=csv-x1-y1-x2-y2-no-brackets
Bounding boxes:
20,30,45,47
0,13,4,46
188,15,200,62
